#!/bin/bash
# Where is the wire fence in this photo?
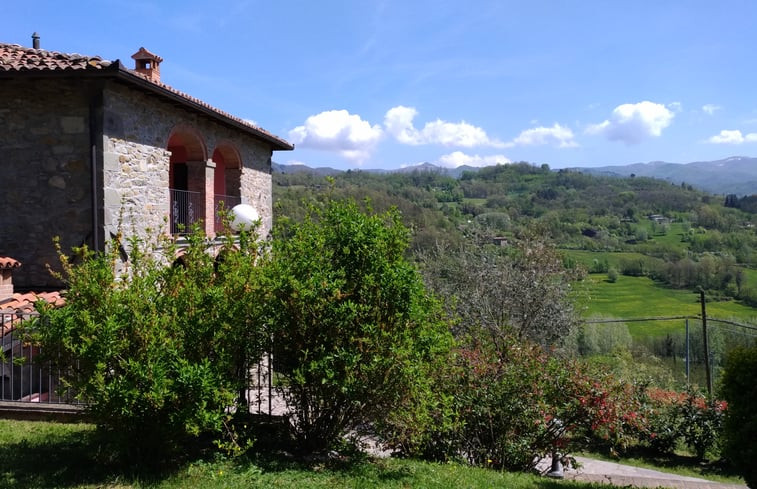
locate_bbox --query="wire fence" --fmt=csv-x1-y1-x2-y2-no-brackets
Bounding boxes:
580,315,757,392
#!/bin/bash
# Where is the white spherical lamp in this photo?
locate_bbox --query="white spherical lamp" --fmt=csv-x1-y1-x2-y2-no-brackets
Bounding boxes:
230,204,259,232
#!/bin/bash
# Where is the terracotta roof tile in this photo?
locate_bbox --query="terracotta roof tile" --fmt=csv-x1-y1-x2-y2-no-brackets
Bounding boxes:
0,257,21,269
1,290,64,334
0,43,112,71
0,42,293,150
0,291,65,315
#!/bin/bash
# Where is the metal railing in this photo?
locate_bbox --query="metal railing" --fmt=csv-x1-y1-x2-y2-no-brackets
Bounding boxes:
1,312,81,405
1,311,283,414
214,194,242,232
170,188,204,234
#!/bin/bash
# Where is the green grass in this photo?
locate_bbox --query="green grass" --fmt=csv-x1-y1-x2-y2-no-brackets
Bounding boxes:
0,419,609,489
575,274,757,338
462,198,487,206
563,250,664,272
647,222,689,249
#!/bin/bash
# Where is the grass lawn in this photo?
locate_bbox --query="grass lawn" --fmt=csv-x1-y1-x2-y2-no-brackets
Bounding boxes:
0,419,610,489
564,250,663,271
574,274,757,338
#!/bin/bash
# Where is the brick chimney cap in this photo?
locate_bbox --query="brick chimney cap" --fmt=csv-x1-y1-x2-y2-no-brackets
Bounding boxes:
131,47,163,63
0,257,21,270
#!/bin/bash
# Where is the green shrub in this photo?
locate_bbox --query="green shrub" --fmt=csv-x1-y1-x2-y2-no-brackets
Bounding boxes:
31,225,266,462
577,321,632,356
401,334,646,471
262,198,454,454
633,387,724,461
607,267,619,282
719,345,757,487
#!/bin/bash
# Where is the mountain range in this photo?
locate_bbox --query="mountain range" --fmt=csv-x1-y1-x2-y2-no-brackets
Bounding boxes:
273,156,757,196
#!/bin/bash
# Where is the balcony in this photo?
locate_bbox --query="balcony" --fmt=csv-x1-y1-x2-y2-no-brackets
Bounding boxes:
170,189,203,235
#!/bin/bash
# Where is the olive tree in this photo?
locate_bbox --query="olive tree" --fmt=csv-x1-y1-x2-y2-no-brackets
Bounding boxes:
418,239,581,348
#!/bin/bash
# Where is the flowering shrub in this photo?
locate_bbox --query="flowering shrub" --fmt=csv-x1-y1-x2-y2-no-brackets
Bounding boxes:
630,387,725,460
399,335,648,471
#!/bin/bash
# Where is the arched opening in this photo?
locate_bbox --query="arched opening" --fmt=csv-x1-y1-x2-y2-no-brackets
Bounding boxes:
212,142,243,232
168,127,207,234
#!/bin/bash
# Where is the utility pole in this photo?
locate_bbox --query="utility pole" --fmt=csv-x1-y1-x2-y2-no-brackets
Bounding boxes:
700,289,712,397
685,318,690,385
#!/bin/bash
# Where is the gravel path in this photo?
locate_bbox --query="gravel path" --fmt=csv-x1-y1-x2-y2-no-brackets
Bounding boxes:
538,455,747,489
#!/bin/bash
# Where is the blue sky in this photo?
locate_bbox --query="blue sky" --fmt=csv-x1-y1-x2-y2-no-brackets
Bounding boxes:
6,1,757,170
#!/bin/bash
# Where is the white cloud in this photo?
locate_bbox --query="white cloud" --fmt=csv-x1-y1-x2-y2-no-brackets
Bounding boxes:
668,102,683,113
288,109,383,163
384,106,504,147
585,101,675,144
436,151,511,168
706,129,757,144
511,123,578,148
702,104,721,116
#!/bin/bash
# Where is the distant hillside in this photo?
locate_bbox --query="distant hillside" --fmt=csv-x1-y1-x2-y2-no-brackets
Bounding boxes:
575,156,757,196
272,162,342,176
272,161,482,179
273,156,757,196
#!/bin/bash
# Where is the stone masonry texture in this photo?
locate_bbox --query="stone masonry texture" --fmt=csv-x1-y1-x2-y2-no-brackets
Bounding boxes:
1,77,276,289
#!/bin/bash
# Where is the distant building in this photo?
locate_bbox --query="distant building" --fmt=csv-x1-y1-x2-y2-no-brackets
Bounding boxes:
648,214,672,225
492,236,509,247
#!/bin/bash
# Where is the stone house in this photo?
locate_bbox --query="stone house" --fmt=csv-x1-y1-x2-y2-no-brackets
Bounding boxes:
0,39,293,290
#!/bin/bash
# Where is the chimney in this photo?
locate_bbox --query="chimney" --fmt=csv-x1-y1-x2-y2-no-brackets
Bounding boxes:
32,32,40,49
0,257,21,303
131,47,163,83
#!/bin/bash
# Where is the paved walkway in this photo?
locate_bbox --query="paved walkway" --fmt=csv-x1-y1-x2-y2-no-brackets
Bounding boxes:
540,455,747,489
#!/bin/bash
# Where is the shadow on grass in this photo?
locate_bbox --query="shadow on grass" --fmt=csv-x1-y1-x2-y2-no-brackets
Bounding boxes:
0,425,200,488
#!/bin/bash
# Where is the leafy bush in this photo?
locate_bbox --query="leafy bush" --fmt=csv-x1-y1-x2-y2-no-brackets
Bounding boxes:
607,267,619,282
577,321,632,356
397,334,647,471
633,387,725,461
31,225,266,461
262,198,453,454
720,345,757,487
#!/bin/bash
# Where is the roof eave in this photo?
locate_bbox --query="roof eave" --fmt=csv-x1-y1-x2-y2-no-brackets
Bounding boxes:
0,61,294,152
111,62,294,151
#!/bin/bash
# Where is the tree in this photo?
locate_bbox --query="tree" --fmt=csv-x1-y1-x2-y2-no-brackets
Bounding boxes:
262,198,453,453
719,345,757,488
419,239,581,348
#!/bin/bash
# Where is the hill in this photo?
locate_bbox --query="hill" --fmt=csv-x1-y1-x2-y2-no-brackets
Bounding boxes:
274,156,757,195
572,156,757,195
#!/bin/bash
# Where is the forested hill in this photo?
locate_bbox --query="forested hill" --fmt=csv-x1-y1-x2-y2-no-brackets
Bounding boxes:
274,162,755,252
575,156,757,196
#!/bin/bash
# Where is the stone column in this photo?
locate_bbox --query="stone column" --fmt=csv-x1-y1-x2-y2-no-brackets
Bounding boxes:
185,160,215,236
204,159,216,237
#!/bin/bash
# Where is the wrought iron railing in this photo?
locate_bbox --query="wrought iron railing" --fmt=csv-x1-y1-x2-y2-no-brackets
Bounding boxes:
1,312,81,404
214,194,242,232
170,188,204,234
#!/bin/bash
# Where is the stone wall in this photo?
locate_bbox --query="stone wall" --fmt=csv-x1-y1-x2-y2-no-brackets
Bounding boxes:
0,79,93,289
103,83,275,240
1,77,277,289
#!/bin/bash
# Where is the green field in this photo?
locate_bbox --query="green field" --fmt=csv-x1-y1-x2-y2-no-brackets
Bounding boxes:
565,250,664,271
574,273,757,338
